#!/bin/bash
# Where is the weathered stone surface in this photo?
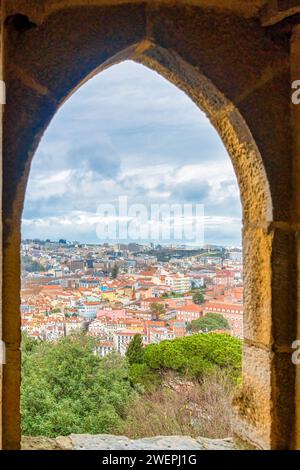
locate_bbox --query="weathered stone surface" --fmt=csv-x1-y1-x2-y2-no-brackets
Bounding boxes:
21,434,237,451
71,434,205,450
22,436,73,451
195,437,237,450
1,0,300,452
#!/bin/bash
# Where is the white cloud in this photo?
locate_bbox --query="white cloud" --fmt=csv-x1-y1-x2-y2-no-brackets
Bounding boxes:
23,61,241,246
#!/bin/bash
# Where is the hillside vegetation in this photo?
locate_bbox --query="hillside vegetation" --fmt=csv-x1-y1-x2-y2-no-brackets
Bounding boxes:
21,332,242,438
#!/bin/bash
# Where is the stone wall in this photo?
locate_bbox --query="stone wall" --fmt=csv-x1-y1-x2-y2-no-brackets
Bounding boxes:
0,0,299,450
21,434,238,451
0,0,3,452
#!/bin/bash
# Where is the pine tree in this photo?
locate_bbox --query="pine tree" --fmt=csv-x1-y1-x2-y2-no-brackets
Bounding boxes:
126,334,144,365
111,264,119,279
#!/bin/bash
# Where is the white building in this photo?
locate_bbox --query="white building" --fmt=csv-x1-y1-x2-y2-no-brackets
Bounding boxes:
113,331,137,355
77,301,102,320
65,318,84,335
95,341,115,357
165,274,191,294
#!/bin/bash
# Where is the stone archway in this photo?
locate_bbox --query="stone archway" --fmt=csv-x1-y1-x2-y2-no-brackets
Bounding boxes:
1,1,297,450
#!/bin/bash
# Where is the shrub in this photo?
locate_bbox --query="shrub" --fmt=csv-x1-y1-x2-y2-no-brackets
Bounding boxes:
142,333,241,380
21,333,136,437
129,363,161,391
187,313,229,333
120,370,234,439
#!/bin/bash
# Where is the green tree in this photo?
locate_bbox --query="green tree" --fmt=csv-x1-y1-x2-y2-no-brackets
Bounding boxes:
160,292,169,299
21,333,136,437
150,302,165,320
129,363,160,391
126,334,144,365
142,332,241,380
22,255,45,273
192,290,205,305
21,331,40,353
187,313,229,333
111,264,119,279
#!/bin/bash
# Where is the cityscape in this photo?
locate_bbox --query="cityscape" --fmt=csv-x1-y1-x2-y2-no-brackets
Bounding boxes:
21,239,243,356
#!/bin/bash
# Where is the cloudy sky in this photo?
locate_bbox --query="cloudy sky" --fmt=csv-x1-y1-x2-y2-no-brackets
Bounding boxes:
22,60,242,247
